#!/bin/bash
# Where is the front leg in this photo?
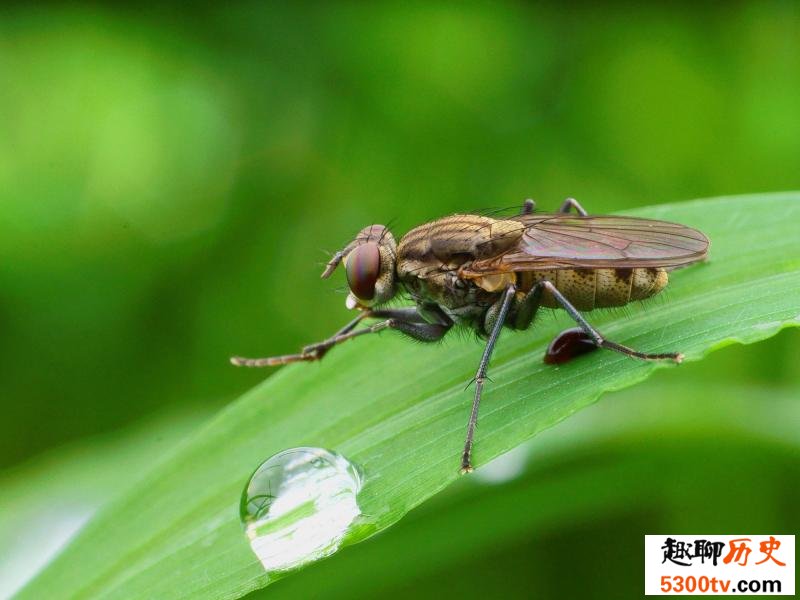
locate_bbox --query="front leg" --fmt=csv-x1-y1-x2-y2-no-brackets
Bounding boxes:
230,307,450,367
303,311,450,352
231,312,368,366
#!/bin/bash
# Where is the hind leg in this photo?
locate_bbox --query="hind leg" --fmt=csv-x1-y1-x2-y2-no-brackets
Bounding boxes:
558,197,589,216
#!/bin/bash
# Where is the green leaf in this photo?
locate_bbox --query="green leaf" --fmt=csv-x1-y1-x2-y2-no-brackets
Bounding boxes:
260,379,800,599
19,193,800,599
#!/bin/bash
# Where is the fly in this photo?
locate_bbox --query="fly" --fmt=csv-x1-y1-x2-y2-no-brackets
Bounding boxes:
231,197,710,473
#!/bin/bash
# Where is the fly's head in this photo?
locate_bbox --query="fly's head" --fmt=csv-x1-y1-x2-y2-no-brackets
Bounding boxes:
322,224,397,310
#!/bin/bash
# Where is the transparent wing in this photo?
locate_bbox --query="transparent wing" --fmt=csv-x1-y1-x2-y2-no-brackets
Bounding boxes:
462,214,710,274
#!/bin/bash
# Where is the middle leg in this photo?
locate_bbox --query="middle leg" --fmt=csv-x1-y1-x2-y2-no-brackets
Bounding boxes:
461,284,517,474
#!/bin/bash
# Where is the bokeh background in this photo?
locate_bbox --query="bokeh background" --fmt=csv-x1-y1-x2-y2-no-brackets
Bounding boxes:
1,2,798,598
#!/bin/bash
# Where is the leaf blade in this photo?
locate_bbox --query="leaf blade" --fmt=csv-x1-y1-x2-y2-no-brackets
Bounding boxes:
19,193,800,600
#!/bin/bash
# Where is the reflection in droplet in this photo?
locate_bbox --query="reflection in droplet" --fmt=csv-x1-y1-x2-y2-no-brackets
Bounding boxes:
240,447,363,574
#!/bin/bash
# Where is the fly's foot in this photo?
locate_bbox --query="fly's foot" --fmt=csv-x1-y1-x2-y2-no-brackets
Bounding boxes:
460,441,474,474
600,339,685,363
230,349,321,367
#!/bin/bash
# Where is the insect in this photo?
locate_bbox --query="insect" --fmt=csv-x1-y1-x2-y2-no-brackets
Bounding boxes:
232,197,709,473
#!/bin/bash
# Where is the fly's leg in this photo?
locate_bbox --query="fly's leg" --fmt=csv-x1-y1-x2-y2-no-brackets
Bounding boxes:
538,280,683,362
521,197,587,216
302,311,450,356
230,308,450,367
230,312,369,366
520,198,536,215
300,318,447,354
512,281,544,330
511,284,599,364
558,197,589,216
321,250,345,278
301,307,450,352
461,284,517,474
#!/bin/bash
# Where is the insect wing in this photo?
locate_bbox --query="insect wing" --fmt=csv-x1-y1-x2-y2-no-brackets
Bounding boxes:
464,214,709,274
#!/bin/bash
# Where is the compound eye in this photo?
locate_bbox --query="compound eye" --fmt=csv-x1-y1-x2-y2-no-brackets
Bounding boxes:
345,242,380,301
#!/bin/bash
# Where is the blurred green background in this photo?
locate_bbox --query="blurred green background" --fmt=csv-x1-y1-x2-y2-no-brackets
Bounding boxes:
0,1,798,598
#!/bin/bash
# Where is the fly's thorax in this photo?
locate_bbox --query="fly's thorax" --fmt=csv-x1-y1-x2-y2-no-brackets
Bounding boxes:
395,215,521,322
402,269,486,312
518,267,668,310
396,215,524,280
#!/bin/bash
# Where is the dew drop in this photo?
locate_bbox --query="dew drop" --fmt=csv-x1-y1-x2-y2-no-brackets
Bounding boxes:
240,447,364,574
544,327,599,365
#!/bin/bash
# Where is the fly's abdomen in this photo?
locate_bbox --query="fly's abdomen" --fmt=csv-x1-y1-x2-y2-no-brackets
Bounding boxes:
519,267,668,310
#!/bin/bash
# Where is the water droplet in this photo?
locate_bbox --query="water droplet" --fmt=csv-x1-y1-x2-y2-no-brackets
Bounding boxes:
240,447,363,574
544,327,598,365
